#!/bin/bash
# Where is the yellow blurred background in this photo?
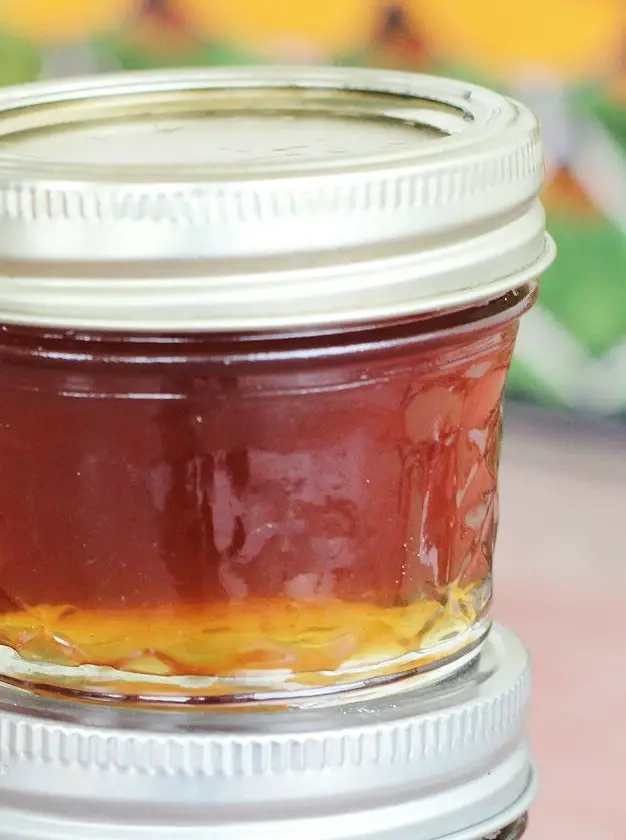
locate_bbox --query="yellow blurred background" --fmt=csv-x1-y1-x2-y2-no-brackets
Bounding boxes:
1,0,623,74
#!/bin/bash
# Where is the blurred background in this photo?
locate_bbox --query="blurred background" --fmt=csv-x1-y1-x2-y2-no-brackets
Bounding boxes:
495,406,625,840
0,2,623,838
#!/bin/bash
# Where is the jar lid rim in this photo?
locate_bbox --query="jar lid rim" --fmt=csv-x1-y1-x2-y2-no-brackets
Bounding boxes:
0,66,553,330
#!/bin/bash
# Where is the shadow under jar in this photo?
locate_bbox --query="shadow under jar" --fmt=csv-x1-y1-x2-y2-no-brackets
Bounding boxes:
0,66,554,705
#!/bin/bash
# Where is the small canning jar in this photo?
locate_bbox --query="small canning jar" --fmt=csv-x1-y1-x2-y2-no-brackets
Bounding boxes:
0,67,554,704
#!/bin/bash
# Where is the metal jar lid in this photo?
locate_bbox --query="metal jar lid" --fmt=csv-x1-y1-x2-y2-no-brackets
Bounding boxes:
0,66,554,332
0,624,535,840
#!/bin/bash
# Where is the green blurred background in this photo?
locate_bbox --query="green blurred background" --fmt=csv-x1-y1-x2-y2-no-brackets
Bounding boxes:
0,0,624,418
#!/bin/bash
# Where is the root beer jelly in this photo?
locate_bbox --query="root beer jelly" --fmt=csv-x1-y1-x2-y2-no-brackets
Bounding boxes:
0,67,553,704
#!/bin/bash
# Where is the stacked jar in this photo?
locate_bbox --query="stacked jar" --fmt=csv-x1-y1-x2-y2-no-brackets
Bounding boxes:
0,67,553,839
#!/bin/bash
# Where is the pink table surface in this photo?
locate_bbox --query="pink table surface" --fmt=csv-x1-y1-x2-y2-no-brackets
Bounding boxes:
494,411,626,840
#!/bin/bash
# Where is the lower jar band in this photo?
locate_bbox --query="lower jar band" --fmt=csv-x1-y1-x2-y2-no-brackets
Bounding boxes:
0,626,535,840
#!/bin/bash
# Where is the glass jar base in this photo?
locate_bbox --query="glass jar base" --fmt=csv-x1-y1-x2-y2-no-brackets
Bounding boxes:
0,620,491,707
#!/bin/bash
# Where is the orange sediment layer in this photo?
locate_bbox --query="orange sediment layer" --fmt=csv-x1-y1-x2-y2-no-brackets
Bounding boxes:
0,584,486,684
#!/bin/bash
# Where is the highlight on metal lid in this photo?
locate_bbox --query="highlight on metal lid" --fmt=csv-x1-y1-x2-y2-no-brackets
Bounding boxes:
0,625,535,840
0,65,554,331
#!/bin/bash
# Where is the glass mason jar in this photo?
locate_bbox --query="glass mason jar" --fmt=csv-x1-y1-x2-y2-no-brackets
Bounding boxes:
0,67,554,705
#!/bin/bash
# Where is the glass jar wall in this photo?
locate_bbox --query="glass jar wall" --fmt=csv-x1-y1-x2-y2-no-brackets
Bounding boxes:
0,286,534,703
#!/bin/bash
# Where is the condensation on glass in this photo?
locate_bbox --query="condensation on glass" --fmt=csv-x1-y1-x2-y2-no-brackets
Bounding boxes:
0,67,554,704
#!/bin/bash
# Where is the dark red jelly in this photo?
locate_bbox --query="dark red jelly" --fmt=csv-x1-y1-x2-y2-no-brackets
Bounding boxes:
0,284,535,703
